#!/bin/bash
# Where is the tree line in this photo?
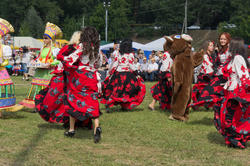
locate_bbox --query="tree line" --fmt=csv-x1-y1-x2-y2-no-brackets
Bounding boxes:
0,0,249,43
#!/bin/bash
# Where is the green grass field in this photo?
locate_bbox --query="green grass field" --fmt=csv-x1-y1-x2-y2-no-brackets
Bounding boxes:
0,76,249,166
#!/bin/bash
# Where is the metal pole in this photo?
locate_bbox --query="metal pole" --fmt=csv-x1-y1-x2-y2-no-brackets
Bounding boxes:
105,8,108,42
185,0,188,34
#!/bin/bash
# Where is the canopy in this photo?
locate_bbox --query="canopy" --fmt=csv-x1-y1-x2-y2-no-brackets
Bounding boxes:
144,37,166,51
100,41,147,50
14,37,43,49
100,41,155,59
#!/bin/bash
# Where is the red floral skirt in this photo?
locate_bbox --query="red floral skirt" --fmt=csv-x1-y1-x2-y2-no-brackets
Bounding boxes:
189,75,226,108
214,89,250,149
101,71,146,110
35,69,96,127
150,72,172,110
191,73,213,104
64,69,101,120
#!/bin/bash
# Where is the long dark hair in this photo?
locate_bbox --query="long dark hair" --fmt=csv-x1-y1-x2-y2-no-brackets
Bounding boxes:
120,39,132,54
201,40,215,55
229,37,249,68
80,26,100,62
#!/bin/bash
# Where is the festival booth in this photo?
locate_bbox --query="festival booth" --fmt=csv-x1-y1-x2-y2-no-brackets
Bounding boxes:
100,41,153,58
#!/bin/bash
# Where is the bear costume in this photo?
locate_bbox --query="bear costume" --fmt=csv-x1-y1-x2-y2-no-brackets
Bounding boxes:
164,34,203,121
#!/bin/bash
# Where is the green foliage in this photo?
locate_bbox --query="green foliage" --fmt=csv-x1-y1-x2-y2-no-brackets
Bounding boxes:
19,6,44,38
19,21,31,36
62,17,82,40
218,0,250,43
89,0,132,41
0,0,249,41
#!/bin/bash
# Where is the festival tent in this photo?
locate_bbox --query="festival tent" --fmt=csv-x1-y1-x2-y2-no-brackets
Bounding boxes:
100,42,153,58
14,37,43,50
144,37,166,51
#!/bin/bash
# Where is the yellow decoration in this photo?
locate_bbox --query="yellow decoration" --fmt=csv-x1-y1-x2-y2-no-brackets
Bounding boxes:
0,18,14,38
44,22,63,40
1,59,9,66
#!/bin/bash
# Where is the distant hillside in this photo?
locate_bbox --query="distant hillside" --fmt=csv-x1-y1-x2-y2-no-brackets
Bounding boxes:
132,30,219,50
188,30,218,50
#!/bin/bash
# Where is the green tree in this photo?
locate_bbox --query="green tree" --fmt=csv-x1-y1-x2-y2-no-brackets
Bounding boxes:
218,0,250,43
19,6,44,38
62,16,82,40
89,0,132,41
19,21,31,36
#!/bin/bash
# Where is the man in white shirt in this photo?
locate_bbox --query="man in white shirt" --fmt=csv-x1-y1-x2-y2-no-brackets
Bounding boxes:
147,58,158,81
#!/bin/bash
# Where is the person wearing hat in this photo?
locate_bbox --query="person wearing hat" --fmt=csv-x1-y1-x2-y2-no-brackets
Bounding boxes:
0,18,23,117
20,22,62,109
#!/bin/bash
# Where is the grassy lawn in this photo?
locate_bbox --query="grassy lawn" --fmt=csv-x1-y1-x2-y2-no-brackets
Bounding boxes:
0,76,249,166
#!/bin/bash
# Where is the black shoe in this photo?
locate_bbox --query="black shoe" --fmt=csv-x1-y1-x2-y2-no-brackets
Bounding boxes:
64,130,75,137
94,127,102,143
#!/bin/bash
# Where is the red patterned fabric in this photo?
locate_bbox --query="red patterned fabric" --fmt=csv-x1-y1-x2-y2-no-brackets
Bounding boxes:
150,72,172,110
101,71,146,110
214,89,250,149
35,44,97,128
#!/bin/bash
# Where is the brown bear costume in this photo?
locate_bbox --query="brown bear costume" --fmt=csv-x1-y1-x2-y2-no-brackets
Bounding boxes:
163,34,203,121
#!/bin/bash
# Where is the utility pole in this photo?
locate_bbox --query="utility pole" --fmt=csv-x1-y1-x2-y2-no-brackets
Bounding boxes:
103,0,111,42
182,0,188,34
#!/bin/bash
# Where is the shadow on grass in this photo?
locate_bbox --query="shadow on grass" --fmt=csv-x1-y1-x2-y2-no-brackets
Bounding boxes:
105,106,144,113
12,125,48,166
188,117,213,126
207,131,225,147
1,112,26,119
38,123,63,130
37,123,93,139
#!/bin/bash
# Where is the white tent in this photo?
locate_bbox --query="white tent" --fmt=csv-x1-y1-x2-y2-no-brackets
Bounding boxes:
144,37,166,51
100,41,147,50
14,36,43,49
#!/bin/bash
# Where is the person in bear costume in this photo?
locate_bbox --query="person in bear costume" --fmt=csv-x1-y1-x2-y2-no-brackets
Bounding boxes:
164,34,203,121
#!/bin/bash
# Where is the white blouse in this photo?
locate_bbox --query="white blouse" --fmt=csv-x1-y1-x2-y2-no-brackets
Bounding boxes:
200,54,213,74
224,55,249,91
216,50,231,75
160,52,173,72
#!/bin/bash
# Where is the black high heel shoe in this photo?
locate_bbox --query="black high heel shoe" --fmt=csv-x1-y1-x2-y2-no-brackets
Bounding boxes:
94,127,102,143
64,130,75,137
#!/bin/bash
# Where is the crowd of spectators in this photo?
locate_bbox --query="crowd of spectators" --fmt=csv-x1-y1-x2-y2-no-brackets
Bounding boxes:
98,48,165,82
5,46,38,80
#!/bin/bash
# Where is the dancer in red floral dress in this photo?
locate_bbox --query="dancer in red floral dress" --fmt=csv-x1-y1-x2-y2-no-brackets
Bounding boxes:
192,41,215,105
149,51,173,111
101,39,146,111
191,37,249,148
214,38,249,149
189,32,232,109
35,31,92,129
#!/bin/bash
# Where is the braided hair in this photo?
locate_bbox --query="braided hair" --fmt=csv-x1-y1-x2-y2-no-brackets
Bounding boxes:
80,26,100,62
